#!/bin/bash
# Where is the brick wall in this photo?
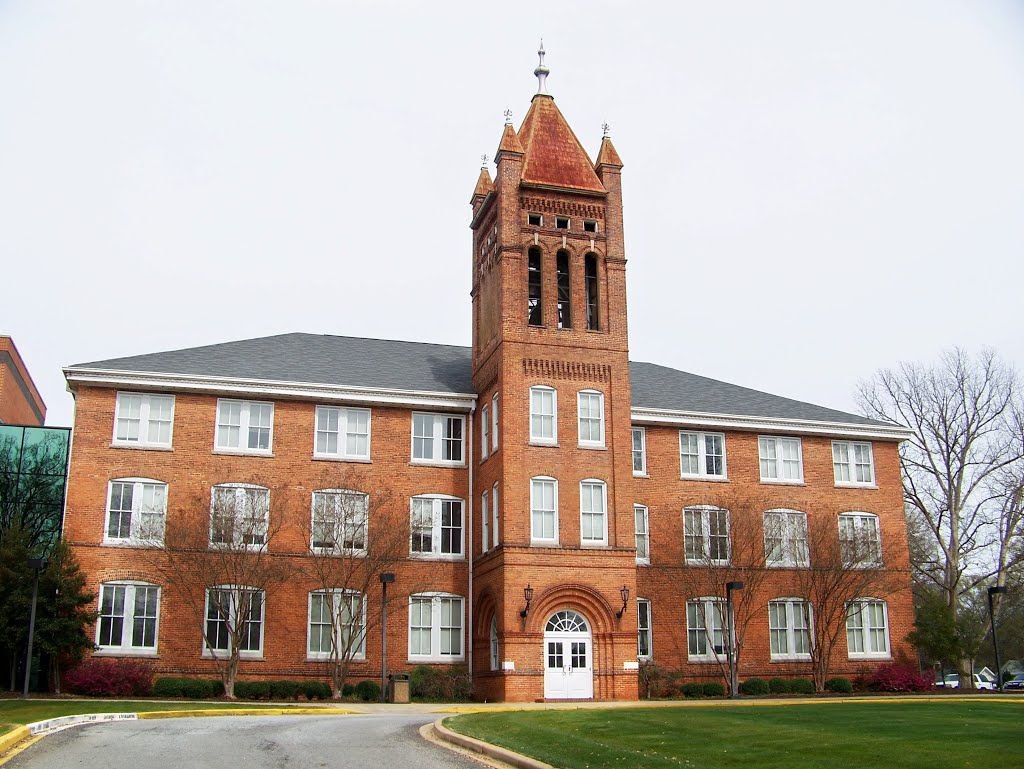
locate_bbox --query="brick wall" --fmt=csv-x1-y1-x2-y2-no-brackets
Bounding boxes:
0,337,46,425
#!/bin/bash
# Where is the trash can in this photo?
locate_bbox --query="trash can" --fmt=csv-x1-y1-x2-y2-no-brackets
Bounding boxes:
389,672,410,704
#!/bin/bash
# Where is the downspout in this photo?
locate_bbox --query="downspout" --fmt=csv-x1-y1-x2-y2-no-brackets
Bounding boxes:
467,403,476,675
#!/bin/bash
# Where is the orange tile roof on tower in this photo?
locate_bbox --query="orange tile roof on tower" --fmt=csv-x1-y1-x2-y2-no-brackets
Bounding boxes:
517,95,606,193
471,166,494,199
595,135,623,169
496,123,524,156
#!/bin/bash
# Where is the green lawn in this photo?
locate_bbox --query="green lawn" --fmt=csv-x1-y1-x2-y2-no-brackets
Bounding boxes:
0,699,287,736
447,702,1024,769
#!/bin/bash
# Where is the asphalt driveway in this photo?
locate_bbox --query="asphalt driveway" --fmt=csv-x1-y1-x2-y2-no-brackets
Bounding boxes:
6,714,479,769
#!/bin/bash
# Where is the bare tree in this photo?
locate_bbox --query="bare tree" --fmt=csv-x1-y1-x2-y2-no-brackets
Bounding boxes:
159,480,296,699
300,482,409,699
790,513,899,691
859,348,1021,685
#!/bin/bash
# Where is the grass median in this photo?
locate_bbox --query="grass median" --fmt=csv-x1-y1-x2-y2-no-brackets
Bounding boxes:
446,701,1023,769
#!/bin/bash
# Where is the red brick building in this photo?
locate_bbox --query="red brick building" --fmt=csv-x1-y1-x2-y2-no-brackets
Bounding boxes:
1,336,46,426
61,53,913,701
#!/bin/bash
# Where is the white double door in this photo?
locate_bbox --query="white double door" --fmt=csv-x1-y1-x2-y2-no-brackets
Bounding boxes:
543,632,593,699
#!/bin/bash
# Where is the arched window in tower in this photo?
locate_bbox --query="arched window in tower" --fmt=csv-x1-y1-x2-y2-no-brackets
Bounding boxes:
528,247,543,326
556,250,572,329
585,254,600,330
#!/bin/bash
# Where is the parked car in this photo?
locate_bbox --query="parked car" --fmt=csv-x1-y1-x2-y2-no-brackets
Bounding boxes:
935,673,996,690
1004,673,1024,691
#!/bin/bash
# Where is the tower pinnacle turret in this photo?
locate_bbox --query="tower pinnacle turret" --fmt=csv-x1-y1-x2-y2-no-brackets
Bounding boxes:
534,40,549,95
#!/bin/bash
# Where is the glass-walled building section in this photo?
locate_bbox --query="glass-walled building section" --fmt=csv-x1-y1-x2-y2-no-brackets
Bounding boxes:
0,426,71,553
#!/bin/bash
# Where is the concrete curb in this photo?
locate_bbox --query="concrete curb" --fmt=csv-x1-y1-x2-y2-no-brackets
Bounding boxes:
431,718,555,769
0,727,30,756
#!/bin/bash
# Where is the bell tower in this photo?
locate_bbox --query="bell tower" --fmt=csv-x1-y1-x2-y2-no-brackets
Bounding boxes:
469,46,638,702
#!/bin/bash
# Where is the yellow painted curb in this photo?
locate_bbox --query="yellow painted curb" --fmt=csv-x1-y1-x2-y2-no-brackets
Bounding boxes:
0,726,29,756
138,707,355,719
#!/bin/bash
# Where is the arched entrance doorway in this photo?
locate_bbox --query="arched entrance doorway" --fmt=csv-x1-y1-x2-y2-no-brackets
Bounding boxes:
543,610,593,699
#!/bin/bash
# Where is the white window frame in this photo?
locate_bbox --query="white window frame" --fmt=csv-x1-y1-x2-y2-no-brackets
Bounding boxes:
838,512,882,567
687,597,729,662
112,392,175,449
678,431,727,479
209,483,270,551
832,441,876,487
104,478,168,545
530,476,559,545
310,489,369,556
408,593,465,662
634,504,650,565
481,490,490,554
409,495,465,560
529,386,558,445
481,405,490,459
95,581,160,656
214,399,274,455
579,479,608,546
768,598,813,661
683,505,731,565
410,412,465,466
313,406,371,462
758,436,804,484
577,390,606,449
202,585,265,660
489,615,500,671
491,482,500,549
307,589,367,661
637,599,652,660
763,509,810,567
491,394,499,451
845,599,891,659
632,426,647,476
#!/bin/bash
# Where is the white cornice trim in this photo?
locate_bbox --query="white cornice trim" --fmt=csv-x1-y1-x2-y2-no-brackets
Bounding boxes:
63,368,477,411
629,407,911,441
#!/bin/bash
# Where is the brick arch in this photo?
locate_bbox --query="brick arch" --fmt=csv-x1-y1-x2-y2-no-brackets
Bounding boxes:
95,568,162,584
474,586,500,638
527,583,616,635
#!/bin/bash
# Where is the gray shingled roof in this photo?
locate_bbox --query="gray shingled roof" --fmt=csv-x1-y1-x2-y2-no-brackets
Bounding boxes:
69,332,887,427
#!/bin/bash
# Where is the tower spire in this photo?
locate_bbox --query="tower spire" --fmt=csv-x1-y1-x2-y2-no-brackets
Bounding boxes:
534,39,549,95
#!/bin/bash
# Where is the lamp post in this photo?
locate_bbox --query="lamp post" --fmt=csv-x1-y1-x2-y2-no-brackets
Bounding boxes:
379,572,395,703
22,558,47,699
725,580,744,698
987,585,1008,690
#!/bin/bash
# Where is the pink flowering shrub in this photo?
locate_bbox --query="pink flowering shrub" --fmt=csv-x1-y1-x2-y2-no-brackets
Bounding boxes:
63,657,154,697
866,662,933,693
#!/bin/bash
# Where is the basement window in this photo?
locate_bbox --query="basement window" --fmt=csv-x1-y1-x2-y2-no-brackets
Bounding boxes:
555,217,570,230
528,213,543,226
584,219,598,233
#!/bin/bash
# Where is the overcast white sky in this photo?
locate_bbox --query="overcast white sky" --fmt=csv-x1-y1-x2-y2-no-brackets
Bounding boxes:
2,1,1022,427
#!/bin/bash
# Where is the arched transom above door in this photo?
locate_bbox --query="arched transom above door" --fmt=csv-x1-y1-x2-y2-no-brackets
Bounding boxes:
545,610,589,633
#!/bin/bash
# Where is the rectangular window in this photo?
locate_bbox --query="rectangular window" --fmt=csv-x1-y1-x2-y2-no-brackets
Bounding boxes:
491,394,499,451
314,406,370,461
839,513,882,567
763,510,810,567
491,482,500,549
481,490,489,554
637,599,652,659
215,399,274,454
528,248,543,326
529,386,557,444
481,405,490,459
409,594,464,661
210,485,269,549
634,505,649,564
577,391,605,448
308,591,365,659
410,496,464,559
683,506,730,564
555,216,570,229
833,441,875,486
530,477,558,544
580,480,607,546
584,219,598,233
528,212,543,226
679,431,727,479
768,600,811,660
96,582,160,654
311,490,368,555
687,599,728,660
759,436,803,483
204,587,263,657
846,600,890,658
585,254,599,330
411,413,464,465
632,427,647,475
556,250,572,329
105,479,167,544
113,392,175,448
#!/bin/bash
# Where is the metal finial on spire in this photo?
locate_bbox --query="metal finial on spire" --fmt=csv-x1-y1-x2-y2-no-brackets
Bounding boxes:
504,109,513,125
480,154,489,169
534,39,550,95
602,122,610,138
